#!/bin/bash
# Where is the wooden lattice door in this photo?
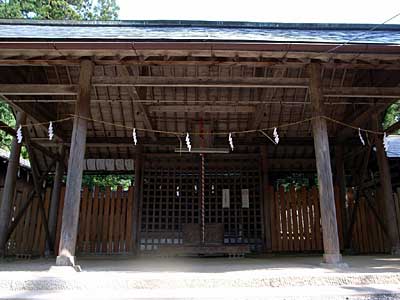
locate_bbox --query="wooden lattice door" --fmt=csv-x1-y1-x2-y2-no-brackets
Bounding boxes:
140,156,263,252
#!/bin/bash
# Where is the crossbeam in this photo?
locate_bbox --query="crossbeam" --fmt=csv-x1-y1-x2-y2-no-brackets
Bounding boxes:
116,66,156,141
91,76,309,88
0,84,77,95
147,105,255,113
324,87,400,98
0,82,399,98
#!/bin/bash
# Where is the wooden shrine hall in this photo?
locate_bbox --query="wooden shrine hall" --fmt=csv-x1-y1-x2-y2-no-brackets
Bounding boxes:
0,19,400,268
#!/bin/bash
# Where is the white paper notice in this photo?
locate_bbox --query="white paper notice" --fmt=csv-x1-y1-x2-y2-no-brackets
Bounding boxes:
242,189,249,208
222,189,230,208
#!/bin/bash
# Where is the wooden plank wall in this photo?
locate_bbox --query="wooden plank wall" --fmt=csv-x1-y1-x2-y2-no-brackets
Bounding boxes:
346,188,387,253
0,183,51,257
270,185,392,253
270,186,324,252
1,182,397,256
0,184,134,257
55,186,135,255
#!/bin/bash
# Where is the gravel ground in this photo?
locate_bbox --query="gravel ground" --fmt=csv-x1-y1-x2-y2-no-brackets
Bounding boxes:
0,255,399,299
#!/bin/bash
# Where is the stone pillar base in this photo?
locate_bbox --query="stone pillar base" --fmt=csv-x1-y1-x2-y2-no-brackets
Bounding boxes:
322,253,343,265
56,255,76,267
391,246,400,255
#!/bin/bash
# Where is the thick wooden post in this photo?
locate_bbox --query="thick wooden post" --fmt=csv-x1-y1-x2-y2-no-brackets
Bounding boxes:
132,145,143,254
48,146,65,254
260,145,272,251
309,64,342,264
373,114,400,254
56,60,93,266
0,111,26,256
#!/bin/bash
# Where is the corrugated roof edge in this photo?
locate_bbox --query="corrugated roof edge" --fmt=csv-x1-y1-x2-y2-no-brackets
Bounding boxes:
1,18,400,31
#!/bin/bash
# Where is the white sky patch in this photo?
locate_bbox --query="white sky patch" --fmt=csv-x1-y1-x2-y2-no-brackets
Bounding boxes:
117,0,400,24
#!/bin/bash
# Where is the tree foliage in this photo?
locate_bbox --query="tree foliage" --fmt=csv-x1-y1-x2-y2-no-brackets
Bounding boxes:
0,0,119,20
383,101,400,132
0,101,15,151
82,174,134,191
0,0,122,186
0,0,119,151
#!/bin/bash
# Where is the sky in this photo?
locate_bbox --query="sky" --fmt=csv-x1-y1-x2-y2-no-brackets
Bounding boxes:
118,0,400,24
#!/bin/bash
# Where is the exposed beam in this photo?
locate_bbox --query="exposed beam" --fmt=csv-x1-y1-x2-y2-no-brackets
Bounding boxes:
0,84,77,95
147,105,255,113
8,98,395,105
0,82,399,99
337,104,388,141
0,120,16,136
92,76,310,88
324,87,400,98
0,120,62,161
30,136,362,148
0,95,65,142
1,58,400,70
116,66,156,141
249,68,286,129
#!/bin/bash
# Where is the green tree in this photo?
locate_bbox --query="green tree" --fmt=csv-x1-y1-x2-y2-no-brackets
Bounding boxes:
383,101,400,132
0,0,121,184
82,174,134,191
0,0,119,20
0,0,120,146
0,101,15,151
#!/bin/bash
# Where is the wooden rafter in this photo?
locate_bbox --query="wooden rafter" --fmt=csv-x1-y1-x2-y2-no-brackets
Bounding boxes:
337,104,388,141
116,66,156,141
249,68,286,129
0,95,65,143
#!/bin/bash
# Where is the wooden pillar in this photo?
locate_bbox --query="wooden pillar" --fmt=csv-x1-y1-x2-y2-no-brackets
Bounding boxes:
309,63,342,264
373,114,400,254
132,145,143,254
335,145,347,243
56,60,93,266
0,111,26,256
48,146,65,254
260,145,272,252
